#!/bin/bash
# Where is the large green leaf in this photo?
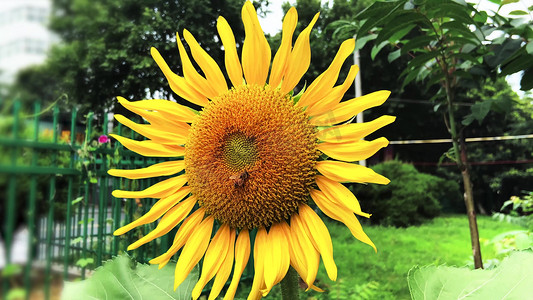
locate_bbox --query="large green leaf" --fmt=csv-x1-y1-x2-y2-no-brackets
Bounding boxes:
356,1,405,37
520,67,533,90
62,255,199,300
408,251,533,300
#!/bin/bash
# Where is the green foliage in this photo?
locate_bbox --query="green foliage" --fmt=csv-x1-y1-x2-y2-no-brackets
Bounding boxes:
352,160,458,227
333,0,532,128
320,279,380,300
239,215,525,299
489,168,533,208
408,251,533,299
10,0,261,112
62,255,198,300
501,192,533,215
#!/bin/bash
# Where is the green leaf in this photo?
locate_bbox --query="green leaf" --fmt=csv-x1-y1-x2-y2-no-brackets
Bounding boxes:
76,258,95,268
70,237,83,245
1,264,23,277
473,11,488,23
354,34,377,51
388,24,417,43
501,0,519,4
520,67,533,90
71,196,84,205
401,35,435,55
485,39,522,67
500,53,533,76
462,99,492,125
526,42,533,55
6,289,26,300
407,51,441,70
388,49,402,62
371,41,390,60
429,2,475,25
509,10,529,15
440,21,480,43
62,255,199,300
356,1,406,37
408,251,533,300
375,12,428,45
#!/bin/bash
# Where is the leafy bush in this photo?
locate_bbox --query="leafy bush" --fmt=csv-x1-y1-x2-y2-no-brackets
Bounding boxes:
490,168,533,208
351,160,459,227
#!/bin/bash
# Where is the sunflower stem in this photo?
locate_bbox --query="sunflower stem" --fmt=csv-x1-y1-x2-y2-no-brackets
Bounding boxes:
281,266,299,300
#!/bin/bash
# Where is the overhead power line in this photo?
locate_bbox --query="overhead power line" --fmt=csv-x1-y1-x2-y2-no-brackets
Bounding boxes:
389,134,533,145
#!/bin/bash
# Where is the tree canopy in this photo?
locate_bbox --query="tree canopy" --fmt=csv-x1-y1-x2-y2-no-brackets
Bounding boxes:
11,0,265,112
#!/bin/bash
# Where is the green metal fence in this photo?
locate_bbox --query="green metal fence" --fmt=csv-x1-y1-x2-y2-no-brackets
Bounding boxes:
0,101,180,299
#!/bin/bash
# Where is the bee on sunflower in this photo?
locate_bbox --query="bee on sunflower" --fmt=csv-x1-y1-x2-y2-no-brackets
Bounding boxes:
109,1,394,299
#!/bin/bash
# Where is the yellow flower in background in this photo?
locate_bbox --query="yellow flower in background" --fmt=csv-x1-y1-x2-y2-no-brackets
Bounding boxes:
109,1,394,299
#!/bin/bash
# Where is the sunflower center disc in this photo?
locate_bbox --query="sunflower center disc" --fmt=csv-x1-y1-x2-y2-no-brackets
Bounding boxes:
185,85,318,229
223,133,257,171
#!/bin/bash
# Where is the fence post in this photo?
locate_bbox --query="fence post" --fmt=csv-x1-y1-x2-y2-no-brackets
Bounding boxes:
44,105,59,300
2,101,20,299
23,102,41,298
63,108,78,278
81,112,93,279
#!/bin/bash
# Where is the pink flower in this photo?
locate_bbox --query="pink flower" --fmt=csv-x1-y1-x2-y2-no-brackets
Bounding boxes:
98,135,109,143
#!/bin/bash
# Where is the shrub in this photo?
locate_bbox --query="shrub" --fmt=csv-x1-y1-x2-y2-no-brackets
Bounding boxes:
351,160,458,227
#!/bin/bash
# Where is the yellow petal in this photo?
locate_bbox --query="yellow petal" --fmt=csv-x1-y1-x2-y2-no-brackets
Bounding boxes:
108,160,185,180
223,230,251,300
116,97,191,132
114,114,187,145
263,222,290,292
317,115,396,143
192,225,232,300
110,134,185,157
311,189,376,251
317,137,389,162
176,31,220,99
241,1,271,85
297,204,337,281
310,285,324,292
281,12,319,95
315,175,369,218
150,47,209,107
297,39,355,109
306,65,359,116
149,208,206,268
113,186,191,236
316,161,390,184
127,195,197,250
174,216,214,290
310,90,391,126
116,96,197,123
217,16,244,87
111,174,187,199
269,7,297,88
183,29,228,96
288,220,319,290
248,227,267,300
208,229,236,300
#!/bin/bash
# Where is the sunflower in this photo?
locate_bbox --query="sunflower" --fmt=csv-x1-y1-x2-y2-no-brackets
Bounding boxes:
109,2,394,299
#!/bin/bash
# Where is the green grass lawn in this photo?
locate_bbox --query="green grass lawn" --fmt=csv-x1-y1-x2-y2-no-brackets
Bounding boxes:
246,214,525,300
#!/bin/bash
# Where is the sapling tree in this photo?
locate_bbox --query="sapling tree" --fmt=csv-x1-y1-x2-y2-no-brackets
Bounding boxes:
331,0,532,269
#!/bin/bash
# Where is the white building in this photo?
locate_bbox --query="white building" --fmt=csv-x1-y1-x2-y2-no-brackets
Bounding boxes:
0,0,55,87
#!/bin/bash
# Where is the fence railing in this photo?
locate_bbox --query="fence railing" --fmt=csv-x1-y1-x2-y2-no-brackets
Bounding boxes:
0,100,179,299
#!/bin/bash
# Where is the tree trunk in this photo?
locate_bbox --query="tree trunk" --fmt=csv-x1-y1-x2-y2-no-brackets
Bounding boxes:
444,75,483,269
459,137,483,269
